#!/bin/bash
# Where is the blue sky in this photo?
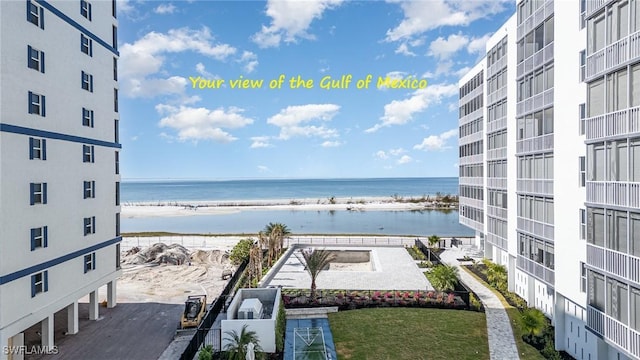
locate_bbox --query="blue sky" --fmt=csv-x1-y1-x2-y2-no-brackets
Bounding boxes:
117,0,516,180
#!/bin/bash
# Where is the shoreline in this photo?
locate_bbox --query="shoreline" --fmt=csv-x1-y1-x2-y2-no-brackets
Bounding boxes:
121,196,459,219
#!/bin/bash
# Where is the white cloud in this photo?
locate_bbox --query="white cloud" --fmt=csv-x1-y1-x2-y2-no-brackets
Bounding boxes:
321,140,341,147
250,136,272,148
414,128,458,151
397,155,413,164
454,66,472,78
120,27,237,97
252,0,344,48
389,148,406,156
453,163,459,168
156,105,253,143
116,0,135,15
385,0,511,42
377,71,408,90
195,63,215,78
428,33,469,60
395,43,416,56
366,84,458,133
257,165,271,173
375,151,389,160
154,3,177,14
239,51,259,73
467,33,492,54
267,104,340,140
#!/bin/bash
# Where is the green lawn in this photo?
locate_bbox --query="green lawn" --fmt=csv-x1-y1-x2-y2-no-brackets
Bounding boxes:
327,307,489,360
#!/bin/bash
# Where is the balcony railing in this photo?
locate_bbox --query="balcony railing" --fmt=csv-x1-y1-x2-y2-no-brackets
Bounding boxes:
459,129,484,145
586,181,640,208
585,0,611,19
584,106,640,141
486,147,507,160
517,0,554,41
516,133,553,154
587,243,640,284
487,177,507,190
458,176,484,186
487,85,508,105
517,217,554,241
487,205,507,220
486,233,508,250
459,216,483,232
459,153,484,166
487,116,507,133
517,179,553,196
586,30,640,80
516,255,554,284
460,197,484,210
460,83,484,104
459,107,483,126
487,55,507,78
516,88,554,116
587,305,639,356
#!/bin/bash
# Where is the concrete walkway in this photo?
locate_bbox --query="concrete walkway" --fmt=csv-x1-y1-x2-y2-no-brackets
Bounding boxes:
438,247,520,360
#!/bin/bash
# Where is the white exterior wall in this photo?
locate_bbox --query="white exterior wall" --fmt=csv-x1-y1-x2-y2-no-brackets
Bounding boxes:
0,1,120,357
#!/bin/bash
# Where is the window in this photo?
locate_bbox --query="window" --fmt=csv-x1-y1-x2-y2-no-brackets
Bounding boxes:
30,226,48,251
588,13,606,54
29,137,47,160
580,208,587,240
579,103,586,135
28,91,45,116
588,143,606,181
112,0,116,17
82,71,93,92
115,151,120,174
83,145,94,163
631,213,640,257
83,181,95,199
116,213,121,237
579,156,586,187
82,108,94,127
544,16,554,46
81,34,93,56
631,287,640,331
607,69,628,112
587,208,605,247
112,25,118,50
27,45,45,73
116,243,121,269
632,138,640,181
588,78,604,117
588,270,606,311
580,264,587,291
84,253,96,273
80,0,92,20
579,50,586,82
607,278,629,325
27,0,44,29
113,57,118,81
31,271,48,297
84,216,96,235
607,210,628,253
114,88,118,112
115,182,120,206
114,119,119,143
632,63,640,107
30,182,47,205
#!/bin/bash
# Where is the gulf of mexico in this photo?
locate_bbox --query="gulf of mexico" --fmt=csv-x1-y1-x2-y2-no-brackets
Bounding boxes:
120,177,459,203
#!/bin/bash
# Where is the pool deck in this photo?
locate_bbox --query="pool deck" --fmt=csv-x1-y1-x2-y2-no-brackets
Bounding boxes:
263,246,432,291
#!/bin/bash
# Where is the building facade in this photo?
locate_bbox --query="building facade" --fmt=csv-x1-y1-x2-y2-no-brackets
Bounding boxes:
459,0,640,358
0,1,121,358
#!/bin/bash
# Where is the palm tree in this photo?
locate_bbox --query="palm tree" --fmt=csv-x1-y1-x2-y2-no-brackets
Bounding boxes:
223,324,263,360
427,234,440,261
263,223,291,266
486,262,508,291
519,308,548,341
428,264,459,291
301,248,335,299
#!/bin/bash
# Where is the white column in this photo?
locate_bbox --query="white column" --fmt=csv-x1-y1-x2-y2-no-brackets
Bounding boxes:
1,331,10,360
41,315,54,348
9,333,24,360
107,281,117,308
89,291,99,320
67,302,78,335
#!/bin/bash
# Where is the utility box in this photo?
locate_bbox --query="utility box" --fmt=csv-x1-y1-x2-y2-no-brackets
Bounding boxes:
237,298,263,319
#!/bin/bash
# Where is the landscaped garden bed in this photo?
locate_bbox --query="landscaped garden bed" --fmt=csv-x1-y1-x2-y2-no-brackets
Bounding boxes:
281,289,468,310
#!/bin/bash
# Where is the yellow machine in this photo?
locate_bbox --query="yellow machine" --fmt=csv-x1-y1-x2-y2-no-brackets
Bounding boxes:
181,295,207,329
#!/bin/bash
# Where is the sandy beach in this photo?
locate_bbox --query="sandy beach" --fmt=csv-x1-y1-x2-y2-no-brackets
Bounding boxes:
121,196,458,218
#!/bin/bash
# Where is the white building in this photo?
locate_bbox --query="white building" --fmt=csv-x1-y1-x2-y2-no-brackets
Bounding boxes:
459,0,640,358
0,1,121,358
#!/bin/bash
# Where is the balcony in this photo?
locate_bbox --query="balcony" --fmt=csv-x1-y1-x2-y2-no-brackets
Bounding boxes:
460,197,484,210
517,255,554,284
516,133,553,155
585,0,612,19
587,243,640,285
486,233,508,250
459,216,483,233
517,0,554,41
487,177,507,190
586,30,640,80
487,116,507,133
460,84,484,104
584,106,640,141
487,85,507,105
517,217,554,241
487,55,507,78
587,306,640,358
458,176,484,186
486,147,507,161
459,107,483,126
487,205,507,220
459,153,484,166
517,42,554,79
516,88,554,116
517,179,553,196
586,181,640,208
459,130,484,145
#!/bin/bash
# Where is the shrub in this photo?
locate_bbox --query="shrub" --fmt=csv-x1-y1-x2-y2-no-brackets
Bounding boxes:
425,265,459,292
198,345,213,360
229,238,254,265
469,293,482,311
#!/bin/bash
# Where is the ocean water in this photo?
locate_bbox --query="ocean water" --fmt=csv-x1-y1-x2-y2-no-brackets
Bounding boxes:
121,177,474,236
121,177,459,203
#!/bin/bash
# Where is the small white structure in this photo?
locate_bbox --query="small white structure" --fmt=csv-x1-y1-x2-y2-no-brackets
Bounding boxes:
222,288,281,353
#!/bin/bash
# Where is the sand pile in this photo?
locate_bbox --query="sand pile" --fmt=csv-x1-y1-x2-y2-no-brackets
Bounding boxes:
122,243,212,265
